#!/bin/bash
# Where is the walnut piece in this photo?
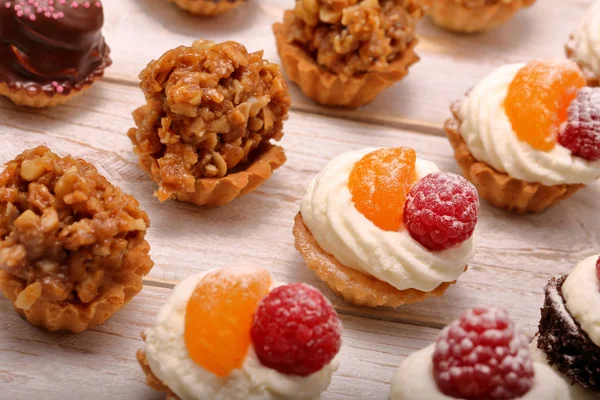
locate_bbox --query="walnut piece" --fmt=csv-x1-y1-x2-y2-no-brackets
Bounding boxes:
0,147,153,321
285,0,424,76
128,40,291,202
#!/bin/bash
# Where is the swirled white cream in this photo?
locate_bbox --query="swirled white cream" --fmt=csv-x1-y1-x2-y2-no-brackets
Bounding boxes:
458,63,600,185
563,254,600,347
144,270,339,400
391,345,571,400
571,1,600,75
530,337,599,400
300,148,475,292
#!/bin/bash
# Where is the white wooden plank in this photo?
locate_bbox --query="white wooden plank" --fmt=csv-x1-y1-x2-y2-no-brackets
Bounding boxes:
0,286,441,400
101,0,594,129
0,81,598,335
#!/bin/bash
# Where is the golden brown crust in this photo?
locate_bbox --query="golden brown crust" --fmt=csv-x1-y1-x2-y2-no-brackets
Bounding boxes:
423,0,536,33
167,0,243,16
128,40,290,206
137,335,181,400
566,35,600,88
0,81,93,108
293,213,462,308
0,147,154,332
445,102,584,214
274,18,419,108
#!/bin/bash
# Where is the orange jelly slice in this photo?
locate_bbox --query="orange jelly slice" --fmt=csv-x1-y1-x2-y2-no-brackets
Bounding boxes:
505,60,585,151
184,266,271,377
348,147,417,231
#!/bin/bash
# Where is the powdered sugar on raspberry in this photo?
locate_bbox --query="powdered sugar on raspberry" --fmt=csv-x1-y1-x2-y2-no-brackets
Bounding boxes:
558,87,600,161
433,307,534,400
403,172,479,251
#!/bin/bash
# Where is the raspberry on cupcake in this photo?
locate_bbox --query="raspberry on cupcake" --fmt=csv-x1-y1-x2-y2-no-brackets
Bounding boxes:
0,0,111,107
137,265,342,399
532,254,600,398
391,307,571,399
293,147,478,308
446,59,600,214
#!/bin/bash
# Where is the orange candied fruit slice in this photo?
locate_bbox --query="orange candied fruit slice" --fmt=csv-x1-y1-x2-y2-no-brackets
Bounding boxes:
505,59,585,151
348,147,417,231
184,266,271,377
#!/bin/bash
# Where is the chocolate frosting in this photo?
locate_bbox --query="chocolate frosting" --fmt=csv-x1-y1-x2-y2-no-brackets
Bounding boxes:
0,0,111,96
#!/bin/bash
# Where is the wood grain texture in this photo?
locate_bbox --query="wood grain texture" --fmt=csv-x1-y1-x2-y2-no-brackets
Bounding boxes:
0,286,440,400
1,81,598,335
102,0,595,129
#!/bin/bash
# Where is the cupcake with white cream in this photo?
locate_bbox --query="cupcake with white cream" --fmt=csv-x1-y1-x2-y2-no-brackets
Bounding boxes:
293,147,478,308
567,1,600,86
446,59,600,213
137,265,342,400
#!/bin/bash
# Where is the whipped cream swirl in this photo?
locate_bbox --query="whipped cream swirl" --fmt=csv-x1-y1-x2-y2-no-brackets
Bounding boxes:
571,1,600,75
144,271,338,400
300,148,475,292
458,63,600,185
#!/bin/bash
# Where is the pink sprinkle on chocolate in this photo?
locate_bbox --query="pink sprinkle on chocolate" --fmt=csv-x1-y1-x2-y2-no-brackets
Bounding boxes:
44,10,49,16
60,0,65,3
4,2,11,8
51,81,58,87
27,0,33,5
16,9,23,16
56,86,64,93
70,1,77,8
94,1,100,6
82,1,89,7
28,13,35,20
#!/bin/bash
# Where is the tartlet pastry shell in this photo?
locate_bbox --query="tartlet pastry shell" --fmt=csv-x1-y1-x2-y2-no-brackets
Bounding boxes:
445,102,584,214
0,82,93,108
0,240,152,333
273,16,419,109
167,0,242,16
424,0,536,33
137,334,181,400
293,213,463,308
566,35,600,87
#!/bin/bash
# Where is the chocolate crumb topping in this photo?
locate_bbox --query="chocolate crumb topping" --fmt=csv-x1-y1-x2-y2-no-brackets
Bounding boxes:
0,0,111,96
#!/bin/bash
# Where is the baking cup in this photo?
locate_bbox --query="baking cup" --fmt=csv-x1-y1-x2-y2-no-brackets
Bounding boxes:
273,16,419,108
566,35,600,87
293,213,463,308
0,239,153,332
167,0,243,16
424,0,537,33
445,102,584,214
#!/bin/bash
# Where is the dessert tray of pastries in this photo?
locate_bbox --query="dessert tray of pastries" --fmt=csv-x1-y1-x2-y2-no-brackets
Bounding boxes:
0,0,599,399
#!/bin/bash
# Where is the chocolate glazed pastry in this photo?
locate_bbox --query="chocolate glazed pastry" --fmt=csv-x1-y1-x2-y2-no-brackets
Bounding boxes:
537,276,600,393
0,0,111,107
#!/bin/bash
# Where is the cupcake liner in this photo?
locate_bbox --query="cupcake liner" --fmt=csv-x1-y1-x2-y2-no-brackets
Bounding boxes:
565,35,600,87
424,0,536,33
137,335,181,400
273,16,419,109
167,0,243,16
293,213,463,308
0,239,153,332
445,102,584,214
0,82,93,108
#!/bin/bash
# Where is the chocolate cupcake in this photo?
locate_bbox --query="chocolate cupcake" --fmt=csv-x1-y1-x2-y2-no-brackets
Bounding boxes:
0,0,111,108
535,255,600,397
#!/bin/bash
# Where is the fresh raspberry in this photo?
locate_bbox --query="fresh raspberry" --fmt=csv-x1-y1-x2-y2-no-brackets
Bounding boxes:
432,307,535,400
251,283,342,376
558,87,600,161
403,172,479,251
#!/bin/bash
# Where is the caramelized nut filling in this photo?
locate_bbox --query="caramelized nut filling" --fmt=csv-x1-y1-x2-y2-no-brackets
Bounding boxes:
0,147,152,308
128,40,291,202
284,0,423,76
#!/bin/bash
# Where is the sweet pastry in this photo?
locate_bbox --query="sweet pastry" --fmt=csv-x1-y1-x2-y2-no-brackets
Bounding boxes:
446,59,600,214
137,265,342,399
566,1,600,87
0,0,111,108
532,254,600,398
293,147,478,308
391,307,571,399
0,147,153,332
166,0,245,17
424,0,536,34
128,40,290,207
273,0,423,108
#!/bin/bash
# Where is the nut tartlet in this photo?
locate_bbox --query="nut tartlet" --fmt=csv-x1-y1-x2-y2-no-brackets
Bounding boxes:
273,0,424,108
424,0,537,34
128,40,291,207
166,0,245,17
0,147,153,332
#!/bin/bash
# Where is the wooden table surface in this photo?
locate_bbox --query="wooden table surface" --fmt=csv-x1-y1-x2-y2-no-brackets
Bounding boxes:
2,0,599,399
